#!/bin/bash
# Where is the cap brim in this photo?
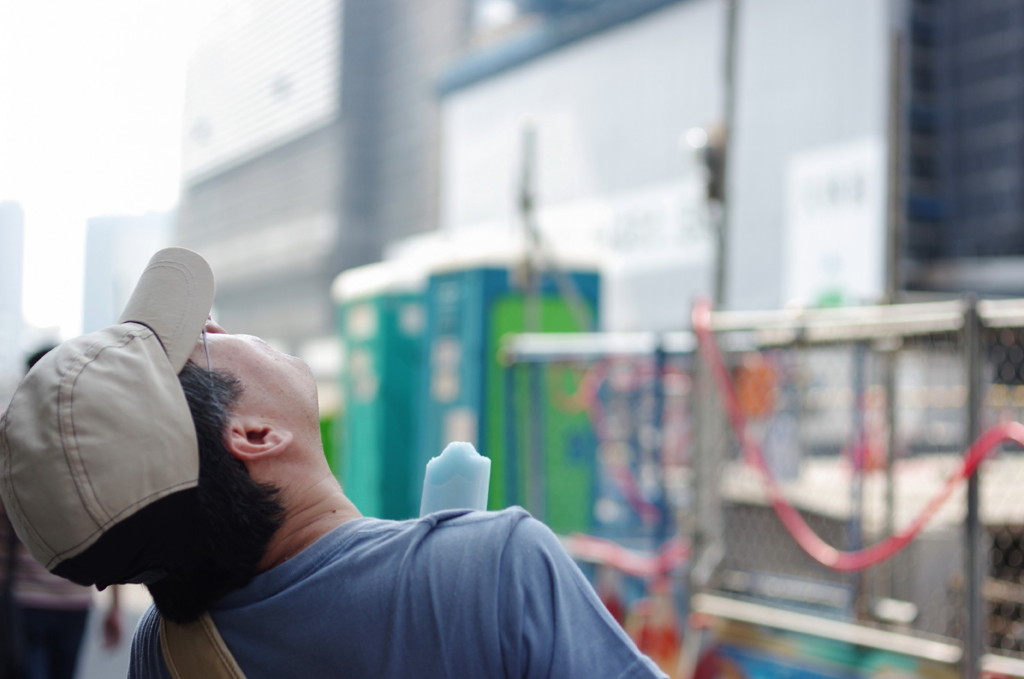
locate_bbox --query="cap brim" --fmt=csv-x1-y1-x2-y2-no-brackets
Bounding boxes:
119,248,214,372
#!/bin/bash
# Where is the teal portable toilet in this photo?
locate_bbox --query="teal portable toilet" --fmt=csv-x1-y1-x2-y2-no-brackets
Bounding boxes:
333,260,427,520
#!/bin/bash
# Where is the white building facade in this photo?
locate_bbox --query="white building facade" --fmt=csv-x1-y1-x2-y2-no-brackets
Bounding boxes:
437,0,894,329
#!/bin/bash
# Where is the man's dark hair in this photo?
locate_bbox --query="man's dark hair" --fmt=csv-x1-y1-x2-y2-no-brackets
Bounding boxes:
25,345,56,372
146,362,285,623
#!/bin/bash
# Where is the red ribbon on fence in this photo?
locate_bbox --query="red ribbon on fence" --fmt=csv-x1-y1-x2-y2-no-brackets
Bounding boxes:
692,297,1024,572
563,533,689,578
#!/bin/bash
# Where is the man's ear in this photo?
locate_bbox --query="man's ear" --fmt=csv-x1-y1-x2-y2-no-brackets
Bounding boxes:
226,416,294,461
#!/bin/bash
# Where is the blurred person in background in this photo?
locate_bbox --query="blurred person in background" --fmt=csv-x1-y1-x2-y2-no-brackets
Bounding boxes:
0,346,122,679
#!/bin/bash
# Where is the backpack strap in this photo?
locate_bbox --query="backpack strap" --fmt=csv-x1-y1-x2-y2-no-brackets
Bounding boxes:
159,613,246,679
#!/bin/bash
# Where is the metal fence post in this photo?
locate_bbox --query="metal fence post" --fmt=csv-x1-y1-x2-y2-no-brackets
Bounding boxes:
503,359,520,508
963,296,983,679
882,337,899,602
528,361,546,521
850,341,867,620
652,337,670,546
688,328,726,596
681,339,716,678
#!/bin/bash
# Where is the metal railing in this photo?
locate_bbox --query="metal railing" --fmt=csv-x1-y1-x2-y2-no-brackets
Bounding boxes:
500,297,1024,679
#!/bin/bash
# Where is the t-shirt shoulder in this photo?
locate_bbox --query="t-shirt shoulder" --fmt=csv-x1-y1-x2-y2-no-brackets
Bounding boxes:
495,510,669,678
419,505,531,532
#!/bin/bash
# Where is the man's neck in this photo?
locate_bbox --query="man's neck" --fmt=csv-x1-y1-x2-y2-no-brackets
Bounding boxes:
258,475,362,572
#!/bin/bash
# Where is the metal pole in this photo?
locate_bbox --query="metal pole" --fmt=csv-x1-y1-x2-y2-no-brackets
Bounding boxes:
691,355,714,579
882,11,906,607
528,362,546,521
885,9,905,304
503,359,520,508
652,338,669,545
715,0,739,308
882,340,898,601
850,341,867,619
518,123,547,520
518,123,594,333
963,296,983,679
681,352,710,678
520,124,541,334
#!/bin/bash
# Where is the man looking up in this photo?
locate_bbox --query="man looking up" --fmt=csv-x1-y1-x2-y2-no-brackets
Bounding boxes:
0,248,666,678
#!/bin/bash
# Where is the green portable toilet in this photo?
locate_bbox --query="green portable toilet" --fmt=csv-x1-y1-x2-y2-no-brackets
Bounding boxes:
418,248,601,534
333,260,427,520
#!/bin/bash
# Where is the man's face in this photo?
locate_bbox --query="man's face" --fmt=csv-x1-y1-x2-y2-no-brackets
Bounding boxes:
189,319,320,431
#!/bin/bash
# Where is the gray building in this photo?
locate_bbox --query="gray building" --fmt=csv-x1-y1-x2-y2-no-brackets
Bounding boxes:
176,0,467,375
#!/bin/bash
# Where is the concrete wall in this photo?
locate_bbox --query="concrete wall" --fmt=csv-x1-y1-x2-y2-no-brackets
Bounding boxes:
727,0,891,309
440,0,724,331
439,0,895,324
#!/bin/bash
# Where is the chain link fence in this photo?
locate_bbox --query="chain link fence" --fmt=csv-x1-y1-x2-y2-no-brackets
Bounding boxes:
501,333,695,543
501,333,694,673
502,298,1024,678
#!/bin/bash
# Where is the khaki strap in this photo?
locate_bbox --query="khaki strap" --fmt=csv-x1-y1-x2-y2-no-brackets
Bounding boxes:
159,613,246,679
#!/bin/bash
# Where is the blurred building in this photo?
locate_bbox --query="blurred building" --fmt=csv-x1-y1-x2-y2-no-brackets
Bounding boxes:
176,0,1024,347
902,0,1024,296
0,202,24,401
176,0,466,385
437,0,895,323
439,0,722,330
82,212,172,333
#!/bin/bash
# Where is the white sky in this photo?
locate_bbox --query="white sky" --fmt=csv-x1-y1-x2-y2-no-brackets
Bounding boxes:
0,0,211,339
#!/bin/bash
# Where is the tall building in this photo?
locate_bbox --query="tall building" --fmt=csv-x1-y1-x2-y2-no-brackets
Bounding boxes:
177,0,1024,345
902,0,1024,295
177,0,343,353
82,212,172,333
177,0,467,367
0,202,24,401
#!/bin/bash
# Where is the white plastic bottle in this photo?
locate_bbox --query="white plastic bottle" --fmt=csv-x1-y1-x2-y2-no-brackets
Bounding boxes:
419,441,491,517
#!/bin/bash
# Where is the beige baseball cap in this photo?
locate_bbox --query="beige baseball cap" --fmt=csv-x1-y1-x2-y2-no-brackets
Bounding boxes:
0,247,215,587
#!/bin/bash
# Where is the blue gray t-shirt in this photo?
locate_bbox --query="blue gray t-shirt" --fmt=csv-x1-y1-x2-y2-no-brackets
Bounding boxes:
130,508,666,678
